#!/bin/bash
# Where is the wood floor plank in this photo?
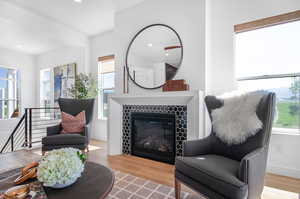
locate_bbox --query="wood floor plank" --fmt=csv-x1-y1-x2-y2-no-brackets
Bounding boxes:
265,173,300,193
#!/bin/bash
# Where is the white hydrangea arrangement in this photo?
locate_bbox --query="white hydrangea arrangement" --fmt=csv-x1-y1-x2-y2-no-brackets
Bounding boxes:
37,148,86,187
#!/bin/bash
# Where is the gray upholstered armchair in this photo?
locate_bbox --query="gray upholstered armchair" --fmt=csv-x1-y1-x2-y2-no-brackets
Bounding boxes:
175,92,276,199
42,98,95,153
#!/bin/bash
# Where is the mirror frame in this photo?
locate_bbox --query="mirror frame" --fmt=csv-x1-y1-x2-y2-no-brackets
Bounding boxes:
125,24,183,89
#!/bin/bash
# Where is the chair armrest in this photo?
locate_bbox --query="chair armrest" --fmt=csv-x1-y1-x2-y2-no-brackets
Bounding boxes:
183,136,212,156
46,124,62,136
238,147,268,198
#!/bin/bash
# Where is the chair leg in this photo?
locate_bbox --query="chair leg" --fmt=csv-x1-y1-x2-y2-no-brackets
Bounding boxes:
82,149,86,154
175,178,181,199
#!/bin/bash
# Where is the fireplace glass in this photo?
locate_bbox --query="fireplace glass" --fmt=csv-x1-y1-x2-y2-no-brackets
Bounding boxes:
131,112,176,164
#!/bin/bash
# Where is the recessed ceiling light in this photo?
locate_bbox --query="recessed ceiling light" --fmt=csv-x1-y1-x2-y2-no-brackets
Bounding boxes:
17,44,23,48
74,0,82,3
147,43,153,47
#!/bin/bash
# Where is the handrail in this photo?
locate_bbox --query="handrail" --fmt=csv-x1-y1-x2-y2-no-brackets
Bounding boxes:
0,107,61,154
0,113,26,153
25,107,59,110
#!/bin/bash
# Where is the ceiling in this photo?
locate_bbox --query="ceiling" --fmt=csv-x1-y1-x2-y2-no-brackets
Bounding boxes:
0,0,145,54
5,0,145,36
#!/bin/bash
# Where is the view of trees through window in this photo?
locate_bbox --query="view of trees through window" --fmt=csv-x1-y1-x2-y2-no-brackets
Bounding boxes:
238,77,300,131
287,77,300,129
236,20,300,133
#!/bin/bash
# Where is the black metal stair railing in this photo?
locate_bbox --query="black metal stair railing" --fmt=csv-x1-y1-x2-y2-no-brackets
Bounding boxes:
28,108,61,147
0,107,60,154
0,114,26,153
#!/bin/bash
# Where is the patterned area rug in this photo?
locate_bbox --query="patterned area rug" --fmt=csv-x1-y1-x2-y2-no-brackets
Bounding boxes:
108,170,203,199
0,167,203,199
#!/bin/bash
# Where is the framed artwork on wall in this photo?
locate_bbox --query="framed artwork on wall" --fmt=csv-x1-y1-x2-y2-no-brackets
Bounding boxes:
53,63,76,104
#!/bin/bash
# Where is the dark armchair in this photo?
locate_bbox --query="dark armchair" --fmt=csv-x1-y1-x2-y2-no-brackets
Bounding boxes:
42,98,95,153
175,92,276,199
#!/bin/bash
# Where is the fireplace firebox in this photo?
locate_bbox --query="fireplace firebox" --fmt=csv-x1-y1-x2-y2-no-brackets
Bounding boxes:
131,112,176,164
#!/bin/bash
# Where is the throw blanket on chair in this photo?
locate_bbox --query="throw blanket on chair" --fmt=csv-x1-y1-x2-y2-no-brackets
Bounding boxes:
211,90,266,145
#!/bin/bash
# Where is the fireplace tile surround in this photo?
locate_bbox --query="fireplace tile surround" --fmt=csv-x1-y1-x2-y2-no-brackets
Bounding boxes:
107,91,204,156
122,105,188,157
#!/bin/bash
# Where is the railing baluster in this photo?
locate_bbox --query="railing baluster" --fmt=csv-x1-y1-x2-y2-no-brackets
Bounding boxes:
1,107,60,153
11,134,14,152
25,109,28,147
29,109,32,148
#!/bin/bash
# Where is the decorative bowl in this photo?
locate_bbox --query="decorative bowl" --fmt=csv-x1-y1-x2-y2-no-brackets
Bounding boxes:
43,177,78,189
4,185,29,199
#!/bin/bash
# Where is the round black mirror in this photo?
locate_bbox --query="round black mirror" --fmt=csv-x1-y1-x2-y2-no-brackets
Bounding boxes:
126,24,183,89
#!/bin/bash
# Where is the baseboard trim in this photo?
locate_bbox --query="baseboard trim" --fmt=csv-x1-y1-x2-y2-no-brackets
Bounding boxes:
91,136,107,142
267,165,300,179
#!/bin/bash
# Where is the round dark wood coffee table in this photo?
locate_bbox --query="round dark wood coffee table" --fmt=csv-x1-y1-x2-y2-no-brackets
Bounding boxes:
45,162,115,199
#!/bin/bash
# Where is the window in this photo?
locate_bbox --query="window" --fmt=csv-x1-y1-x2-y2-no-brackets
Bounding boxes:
98,55,115,119
0,66,20,119
235,14,300,134
40,68,51,108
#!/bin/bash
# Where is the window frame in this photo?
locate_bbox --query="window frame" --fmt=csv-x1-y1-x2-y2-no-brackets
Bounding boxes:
235,11,300,134
98,55,115,120
0,65,20,120
234,10,300,33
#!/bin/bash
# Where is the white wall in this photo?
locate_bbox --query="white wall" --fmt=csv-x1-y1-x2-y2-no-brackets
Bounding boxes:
36,46,87,72
91,0,206,141
35,46,88,107
89,31,115,141
114,0,206,94
0,47,36,136
206,0,300,178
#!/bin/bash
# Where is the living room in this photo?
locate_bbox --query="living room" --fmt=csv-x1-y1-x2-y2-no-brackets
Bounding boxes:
0,0,299,199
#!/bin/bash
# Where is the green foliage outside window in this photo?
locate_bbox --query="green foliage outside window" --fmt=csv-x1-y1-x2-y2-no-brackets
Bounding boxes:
274,78,300,129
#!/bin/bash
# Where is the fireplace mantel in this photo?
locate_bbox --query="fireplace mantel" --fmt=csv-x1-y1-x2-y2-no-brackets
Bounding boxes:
110,91,201,105
107,90,204,155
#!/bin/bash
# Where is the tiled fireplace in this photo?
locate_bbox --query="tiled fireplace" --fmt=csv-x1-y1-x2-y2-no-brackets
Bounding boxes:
122,105,187,164
107,91,204,159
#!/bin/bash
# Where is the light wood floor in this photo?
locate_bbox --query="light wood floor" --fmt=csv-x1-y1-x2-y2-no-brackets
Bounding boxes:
1,140,299,199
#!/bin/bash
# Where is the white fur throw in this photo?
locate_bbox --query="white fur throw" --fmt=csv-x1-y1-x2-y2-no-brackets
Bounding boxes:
211,90,266,145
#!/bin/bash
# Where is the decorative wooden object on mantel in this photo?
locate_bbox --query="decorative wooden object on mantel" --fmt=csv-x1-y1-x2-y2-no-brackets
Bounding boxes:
163,80,189,92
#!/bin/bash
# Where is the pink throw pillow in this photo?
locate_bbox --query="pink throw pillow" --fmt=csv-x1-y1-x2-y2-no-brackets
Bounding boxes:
61,111,86,134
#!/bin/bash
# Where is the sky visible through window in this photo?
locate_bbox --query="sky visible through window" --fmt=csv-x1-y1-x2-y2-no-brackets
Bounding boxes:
102,73,115,89
236,20,300,131
99,59,115,119
0,67,19,119
0,68,9,89
235,20,300,99
235,20,300,80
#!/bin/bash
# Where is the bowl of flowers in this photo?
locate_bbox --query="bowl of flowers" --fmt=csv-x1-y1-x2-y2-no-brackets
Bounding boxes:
37,148,86,189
